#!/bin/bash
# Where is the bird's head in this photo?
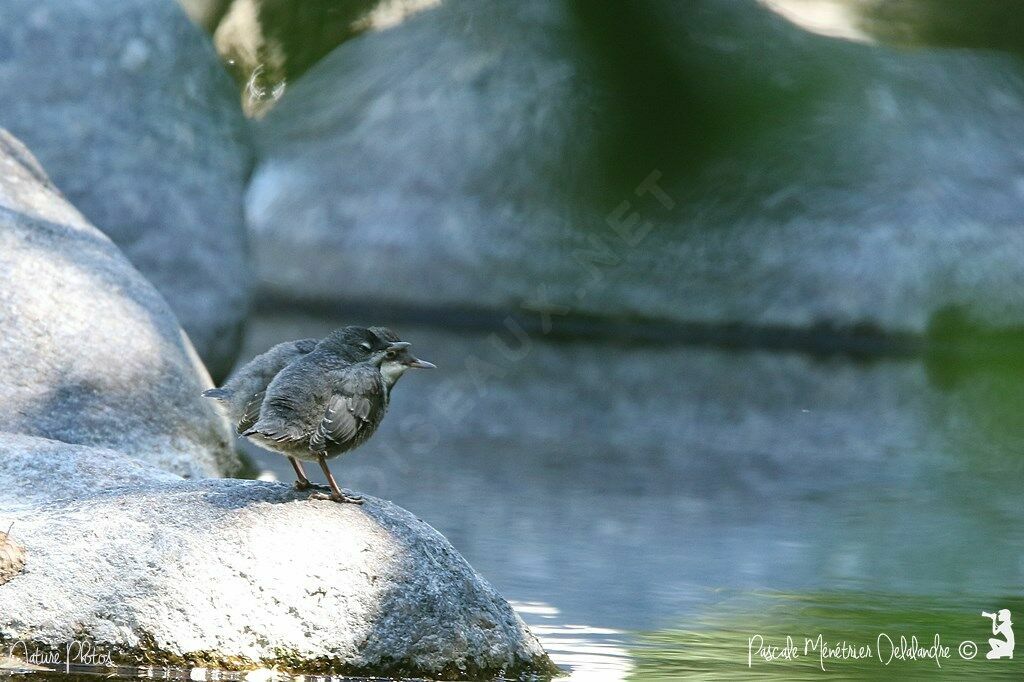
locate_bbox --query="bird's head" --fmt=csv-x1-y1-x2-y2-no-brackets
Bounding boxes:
320,326,386,360
366,327,435,387
336,327,386,357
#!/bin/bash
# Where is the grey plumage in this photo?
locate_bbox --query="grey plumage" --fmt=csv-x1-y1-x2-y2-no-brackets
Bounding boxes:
245,362,388,462
203,325,434,503
202,337,318,434
241,327,392,461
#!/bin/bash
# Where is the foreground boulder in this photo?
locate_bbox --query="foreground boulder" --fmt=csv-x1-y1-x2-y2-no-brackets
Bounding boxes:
0,130,237,477
0,0,252,378
248,0,1024,337
0,436,555,679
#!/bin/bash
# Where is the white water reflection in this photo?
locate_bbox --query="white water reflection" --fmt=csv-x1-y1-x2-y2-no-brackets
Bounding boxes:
513,601,633,681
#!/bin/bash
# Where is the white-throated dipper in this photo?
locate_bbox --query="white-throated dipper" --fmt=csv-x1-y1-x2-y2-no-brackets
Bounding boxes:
203,326,435,503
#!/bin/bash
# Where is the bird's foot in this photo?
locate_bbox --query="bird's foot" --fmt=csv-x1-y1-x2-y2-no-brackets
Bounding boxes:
294,480,331,492
309,490,364,505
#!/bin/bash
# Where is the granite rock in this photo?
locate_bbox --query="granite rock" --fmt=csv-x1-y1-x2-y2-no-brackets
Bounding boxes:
0,130,237,477
0,0,252,378
0,437,554,679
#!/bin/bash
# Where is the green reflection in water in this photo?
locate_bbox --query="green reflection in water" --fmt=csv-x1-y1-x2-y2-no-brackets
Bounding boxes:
628,592,1024,680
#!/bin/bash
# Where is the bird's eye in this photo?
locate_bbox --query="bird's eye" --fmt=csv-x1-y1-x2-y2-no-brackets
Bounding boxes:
360,342,372,351
385,350,397,360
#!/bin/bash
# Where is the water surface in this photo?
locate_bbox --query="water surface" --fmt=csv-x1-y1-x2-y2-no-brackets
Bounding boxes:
231,314,1024,679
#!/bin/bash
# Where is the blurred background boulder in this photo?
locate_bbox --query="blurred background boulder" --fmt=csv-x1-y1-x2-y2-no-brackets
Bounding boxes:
0,0,252,380
0,130,237,478
188,0,1024,345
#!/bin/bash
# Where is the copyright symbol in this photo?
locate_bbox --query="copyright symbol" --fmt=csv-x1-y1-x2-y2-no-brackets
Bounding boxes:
959,640,978,659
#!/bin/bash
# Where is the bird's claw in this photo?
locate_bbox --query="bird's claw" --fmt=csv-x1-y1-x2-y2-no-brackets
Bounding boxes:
295,480,331,492
309,490,364,505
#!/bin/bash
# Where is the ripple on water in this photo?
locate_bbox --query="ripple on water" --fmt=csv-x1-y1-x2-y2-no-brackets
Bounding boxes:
513,601,634,681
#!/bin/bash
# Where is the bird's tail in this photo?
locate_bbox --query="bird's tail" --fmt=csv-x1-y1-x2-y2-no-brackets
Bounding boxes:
202,387,231,401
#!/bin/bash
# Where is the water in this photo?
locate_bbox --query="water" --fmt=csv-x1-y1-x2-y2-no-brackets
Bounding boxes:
233,313,1024,679
12,312,1024,680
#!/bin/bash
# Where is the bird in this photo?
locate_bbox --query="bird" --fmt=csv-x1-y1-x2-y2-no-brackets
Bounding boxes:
204,326,434,503
202,336,319,435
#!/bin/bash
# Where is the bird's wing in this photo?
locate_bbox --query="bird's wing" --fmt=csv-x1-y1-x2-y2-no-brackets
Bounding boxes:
230,338,319,391
243,356,322,444
202,337,319,423
236,390,266,435
263,337,319,360
309,369,385,454
242,390,312,443
243,421,308,444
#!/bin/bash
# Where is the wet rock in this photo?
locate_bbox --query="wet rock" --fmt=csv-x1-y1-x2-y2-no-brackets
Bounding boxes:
0,0,252,379
0,130,237,477
248,0,1024,337
0,440,555,679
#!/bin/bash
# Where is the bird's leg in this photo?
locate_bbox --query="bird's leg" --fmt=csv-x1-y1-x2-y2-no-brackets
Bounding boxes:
286,456,325,489
289,457,315,491
309,455,364,504
289,457,330,491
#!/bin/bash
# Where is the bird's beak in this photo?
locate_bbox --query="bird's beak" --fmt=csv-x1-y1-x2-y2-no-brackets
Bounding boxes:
407,357,436,369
